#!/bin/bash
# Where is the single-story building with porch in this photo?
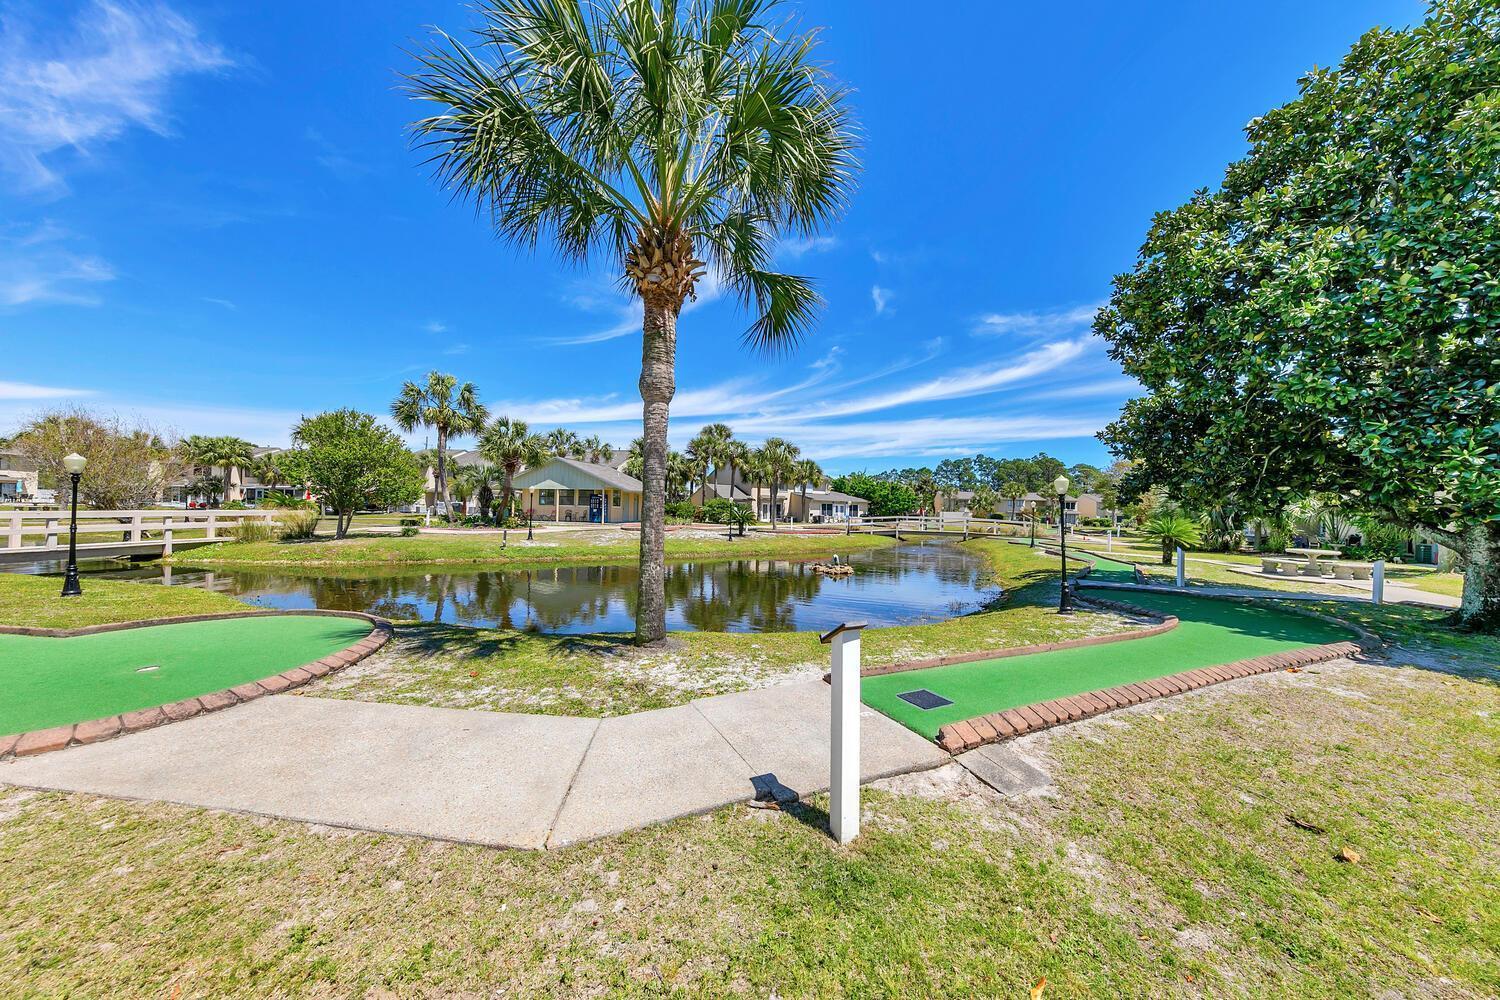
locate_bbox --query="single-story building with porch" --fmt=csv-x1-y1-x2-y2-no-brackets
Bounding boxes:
513,457,643,524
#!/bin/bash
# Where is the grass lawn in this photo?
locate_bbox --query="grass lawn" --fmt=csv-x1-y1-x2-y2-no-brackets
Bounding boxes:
171,528,897,567
305,540,1145,717
0,572,250,631
2,638,1494,996
0,615,370,734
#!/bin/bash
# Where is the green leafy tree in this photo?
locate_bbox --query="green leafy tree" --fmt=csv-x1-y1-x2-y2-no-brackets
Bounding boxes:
1097,0,1500,628
829,472,918,517
479,416,549,519
406,0,857,643
280,410,424,539
15,409,185,510
391,371,488,523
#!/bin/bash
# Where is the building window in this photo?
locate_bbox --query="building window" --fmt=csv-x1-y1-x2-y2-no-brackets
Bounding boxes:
559,489,576,505
849,505,860,516
539,489,555,506
612,491,621,507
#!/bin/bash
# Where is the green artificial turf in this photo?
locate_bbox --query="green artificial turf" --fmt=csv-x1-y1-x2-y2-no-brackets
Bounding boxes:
1081,553,1140,583
863,585,1355,739
0,615,371,734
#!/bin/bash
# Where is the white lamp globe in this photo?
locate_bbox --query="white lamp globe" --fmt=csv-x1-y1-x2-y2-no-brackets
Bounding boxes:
62,453,87,474
1052,474,1070,496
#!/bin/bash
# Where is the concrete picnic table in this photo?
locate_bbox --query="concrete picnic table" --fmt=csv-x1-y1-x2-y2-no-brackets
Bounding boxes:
1284,547,1344,576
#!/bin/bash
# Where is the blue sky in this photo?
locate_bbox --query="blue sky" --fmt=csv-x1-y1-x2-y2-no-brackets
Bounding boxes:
1,0,1423,473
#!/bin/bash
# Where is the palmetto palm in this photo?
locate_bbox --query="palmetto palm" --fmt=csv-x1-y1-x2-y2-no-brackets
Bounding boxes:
753,437,799,531
582,434,612,464
480,416,549,519
1001,480,1026,517
407,0,857,643
391,371,489,523
687,422,732,504
544,428,580,460
182,435,255,507
793,457,821,522
1144,511,1204,564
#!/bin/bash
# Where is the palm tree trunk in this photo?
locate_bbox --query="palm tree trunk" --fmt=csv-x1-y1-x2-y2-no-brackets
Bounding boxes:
636,299,676,644
436,429,453,524
770,478,779,531
499,466,516,522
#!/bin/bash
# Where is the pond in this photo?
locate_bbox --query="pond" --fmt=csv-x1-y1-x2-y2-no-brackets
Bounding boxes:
18,541,999,634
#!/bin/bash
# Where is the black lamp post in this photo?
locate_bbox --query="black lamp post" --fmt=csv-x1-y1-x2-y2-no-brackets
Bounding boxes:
526,507,534,541
1053,474,1073,614
60,452,87,598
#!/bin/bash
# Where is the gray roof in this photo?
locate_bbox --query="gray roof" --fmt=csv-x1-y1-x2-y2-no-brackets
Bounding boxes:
695,482,752,501
808,489,868,504
514,456,643,492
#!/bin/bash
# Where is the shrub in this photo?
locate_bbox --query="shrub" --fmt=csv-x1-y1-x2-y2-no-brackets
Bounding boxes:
400,525,419,537
275,508,321,541
665,499,699,521
700,497,745,524
231,519,275,543
400,517,421,527
221,500,248,510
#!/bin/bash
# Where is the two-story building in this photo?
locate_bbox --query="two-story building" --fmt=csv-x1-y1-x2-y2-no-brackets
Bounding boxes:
0,448,41,502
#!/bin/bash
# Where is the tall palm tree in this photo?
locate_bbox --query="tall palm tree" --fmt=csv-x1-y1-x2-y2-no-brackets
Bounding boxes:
480,416,549,520
407,0,857,644
182,435,255,506
582,435,612,464
622,436,646,481
666,450,695,503
753,437,800,531
687,422,732,505
1001,480,1026,517
545,428,580,461
391,371,489,523
793,457,822,524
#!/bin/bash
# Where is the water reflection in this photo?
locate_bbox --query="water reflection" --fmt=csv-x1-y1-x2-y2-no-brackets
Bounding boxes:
18,542,998,634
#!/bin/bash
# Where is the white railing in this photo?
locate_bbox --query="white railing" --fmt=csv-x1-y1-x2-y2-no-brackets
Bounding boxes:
846,515,1034,536
2,508,277,556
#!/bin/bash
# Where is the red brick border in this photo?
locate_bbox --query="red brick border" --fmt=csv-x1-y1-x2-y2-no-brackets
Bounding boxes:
929,579,1383,754
0,610,392,761
934,637,1367,753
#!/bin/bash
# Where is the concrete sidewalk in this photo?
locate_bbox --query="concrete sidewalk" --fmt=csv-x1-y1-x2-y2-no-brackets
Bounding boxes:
0,680,947,850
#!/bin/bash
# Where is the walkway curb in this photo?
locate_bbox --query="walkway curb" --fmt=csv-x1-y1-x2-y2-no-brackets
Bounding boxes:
0,610,392,762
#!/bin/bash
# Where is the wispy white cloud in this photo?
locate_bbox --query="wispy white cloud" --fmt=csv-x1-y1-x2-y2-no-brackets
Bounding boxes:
305,126,371,179
1019,376,1139,402
441,343,470,356
0,380,96,400
0,223,115,306
202,296,235,309
799,338,1089,419
424,320,448,334
543,269,724,346
974,302,1102,338
871,285,891,315
0,0,232,191
779,235,838,259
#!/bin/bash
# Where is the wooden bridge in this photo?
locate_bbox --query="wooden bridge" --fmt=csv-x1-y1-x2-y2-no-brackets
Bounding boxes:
843,515,1031,539
1,508,277,565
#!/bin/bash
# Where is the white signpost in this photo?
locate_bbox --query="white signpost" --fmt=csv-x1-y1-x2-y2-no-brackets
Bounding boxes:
1176,546,1187,588
1372,559,1385,605
821,620,867,845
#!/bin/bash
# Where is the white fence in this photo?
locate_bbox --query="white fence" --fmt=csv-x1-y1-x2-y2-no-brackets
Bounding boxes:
3,508,277,557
